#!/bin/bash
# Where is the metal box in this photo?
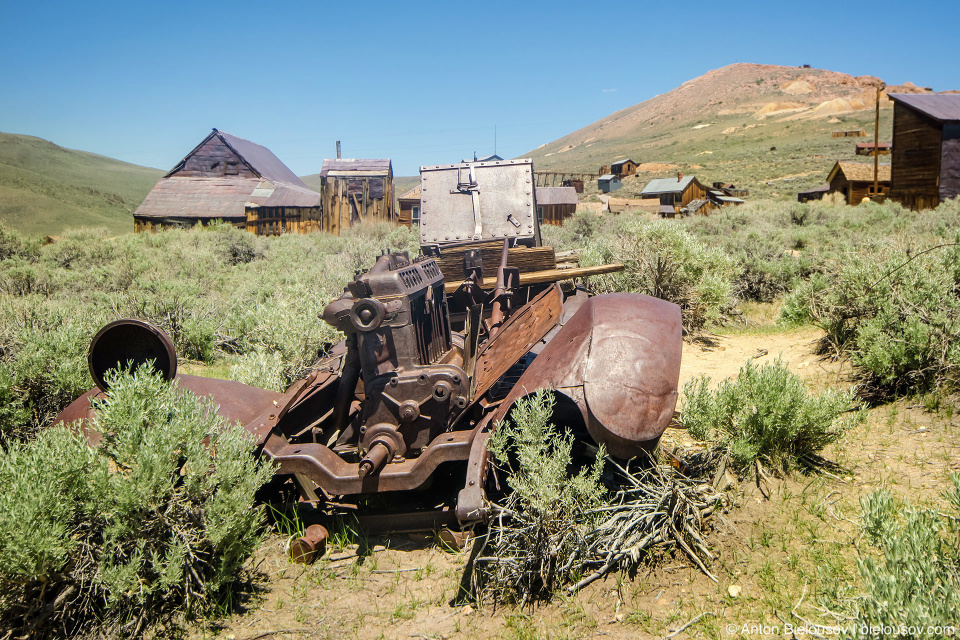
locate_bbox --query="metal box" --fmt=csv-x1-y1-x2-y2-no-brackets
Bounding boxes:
419,159,538,246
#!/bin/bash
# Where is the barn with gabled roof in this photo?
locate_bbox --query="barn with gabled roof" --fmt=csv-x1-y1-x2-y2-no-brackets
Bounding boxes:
888,93,960,210
133,129,322,233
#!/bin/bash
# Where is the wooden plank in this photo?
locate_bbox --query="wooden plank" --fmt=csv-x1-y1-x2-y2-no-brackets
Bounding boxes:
443,263,625,293
433,243,557,281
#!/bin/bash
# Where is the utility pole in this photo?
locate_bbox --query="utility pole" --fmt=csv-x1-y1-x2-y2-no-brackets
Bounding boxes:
336,140,341,160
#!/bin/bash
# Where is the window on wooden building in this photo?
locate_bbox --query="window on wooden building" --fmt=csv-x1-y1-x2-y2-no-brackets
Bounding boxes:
537,206,544,225
412,206,420,226
225,162,239,175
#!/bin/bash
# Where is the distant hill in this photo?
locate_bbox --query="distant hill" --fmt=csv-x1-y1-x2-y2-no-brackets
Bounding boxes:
524,63,940,198
0,133,165,236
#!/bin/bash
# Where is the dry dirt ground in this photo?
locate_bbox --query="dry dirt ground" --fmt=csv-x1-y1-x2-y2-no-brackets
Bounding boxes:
189,324,960,640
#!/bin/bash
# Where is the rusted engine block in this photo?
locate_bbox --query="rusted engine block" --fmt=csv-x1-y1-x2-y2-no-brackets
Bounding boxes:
54,248,682,531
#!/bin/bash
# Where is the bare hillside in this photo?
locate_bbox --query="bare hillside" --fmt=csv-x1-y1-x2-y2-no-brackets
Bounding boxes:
526,63,938,197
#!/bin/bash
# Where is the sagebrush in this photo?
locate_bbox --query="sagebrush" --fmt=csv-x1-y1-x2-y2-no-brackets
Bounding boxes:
0,368,274,637
682,359,861,474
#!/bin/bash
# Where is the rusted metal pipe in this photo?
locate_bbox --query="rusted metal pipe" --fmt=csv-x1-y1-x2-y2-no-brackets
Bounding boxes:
487,238,510,339
288,524,329,564
332,334,360,432
358,440,391,477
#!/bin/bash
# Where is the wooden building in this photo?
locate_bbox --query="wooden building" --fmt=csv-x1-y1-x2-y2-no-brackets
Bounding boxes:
832,128,867,138
826,161,891,204
888,93,960,210
610,158,638,177
397,185,421,227
316,159,395,231
535,186,579,226
855,142,892,157
598,174,621,193
797,184,830,203
134,129,322,232
640,175,709,217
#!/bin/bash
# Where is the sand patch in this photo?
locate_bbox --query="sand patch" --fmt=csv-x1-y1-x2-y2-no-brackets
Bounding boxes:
781,80,814,94
812,97,868,114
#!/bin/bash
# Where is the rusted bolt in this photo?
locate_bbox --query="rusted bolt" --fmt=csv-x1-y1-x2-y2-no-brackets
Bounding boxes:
288,524,329,564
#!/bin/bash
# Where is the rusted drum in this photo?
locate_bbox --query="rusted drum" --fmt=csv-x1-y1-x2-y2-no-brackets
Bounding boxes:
88,319,177,392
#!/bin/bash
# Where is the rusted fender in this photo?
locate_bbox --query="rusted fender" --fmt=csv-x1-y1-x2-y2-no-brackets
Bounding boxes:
490,293,682,459
53,374,285,446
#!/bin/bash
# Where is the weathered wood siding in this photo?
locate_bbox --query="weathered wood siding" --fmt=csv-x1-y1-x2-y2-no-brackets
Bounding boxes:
245,206,325,235
890,103,942,210
538,203,576,226
320,174,395,234
170,137,257,178
941,123,960,201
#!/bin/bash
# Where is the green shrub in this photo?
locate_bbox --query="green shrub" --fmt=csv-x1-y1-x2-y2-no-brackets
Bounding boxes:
479,391,606,603
855,479,960,637
681,359,861,474
580,216,740,333
0,368,273,637
779,242,960,398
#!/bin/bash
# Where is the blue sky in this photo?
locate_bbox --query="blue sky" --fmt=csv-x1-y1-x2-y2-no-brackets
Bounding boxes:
2,0,958,177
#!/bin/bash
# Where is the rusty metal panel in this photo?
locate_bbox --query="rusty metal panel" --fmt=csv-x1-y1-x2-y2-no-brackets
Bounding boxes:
491,293,682,459
419,159,536,245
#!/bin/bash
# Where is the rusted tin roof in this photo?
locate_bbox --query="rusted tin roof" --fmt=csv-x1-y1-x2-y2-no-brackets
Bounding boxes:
856,142,892,149
319,159,392,177
610,159,635,169
134,177,321,220
889,93,960,122
535,186,578,206
829,161,891,183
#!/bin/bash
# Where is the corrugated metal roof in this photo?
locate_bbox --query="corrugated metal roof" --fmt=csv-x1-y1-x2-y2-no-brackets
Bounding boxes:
830,162,891,183
856,142,891,149
889,93,960,122
535,186,579,206
598,174,618,181
610,159,635,168
134,177,321,219
798,184,831,195
216,130,309,187
398,185,421,200
642,175,696,195
319,159,392,177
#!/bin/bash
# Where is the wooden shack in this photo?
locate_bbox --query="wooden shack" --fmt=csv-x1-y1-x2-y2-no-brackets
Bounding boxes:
832,128,867,138
888,93,960,210
134,129,322,232
562,178,584,193
855,142,892,157
397,185,421,227
797,184,830,203
535,186,579,226
610,158,638,177
317,159,395,231
826,161,891,204
640,175,709,217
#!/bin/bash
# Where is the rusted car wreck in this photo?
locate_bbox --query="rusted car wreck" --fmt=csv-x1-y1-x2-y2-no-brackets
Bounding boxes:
55,159,682,536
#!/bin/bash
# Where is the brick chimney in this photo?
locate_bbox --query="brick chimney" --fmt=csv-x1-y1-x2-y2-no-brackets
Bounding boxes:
677,171,683,182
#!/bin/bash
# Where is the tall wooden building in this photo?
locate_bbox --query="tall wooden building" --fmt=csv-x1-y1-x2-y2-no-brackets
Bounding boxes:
534,186,578,226
826,161,891,204
134,129,322,232
317,159,395,230
888,93,960,210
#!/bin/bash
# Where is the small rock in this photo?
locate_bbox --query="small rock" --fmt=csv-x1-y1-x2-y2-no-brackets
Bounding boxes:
462,605,474,616
728,585,742,598
615,613,625,622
